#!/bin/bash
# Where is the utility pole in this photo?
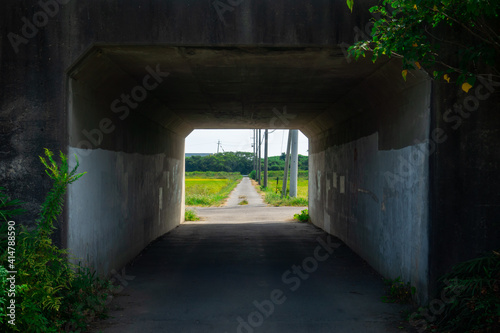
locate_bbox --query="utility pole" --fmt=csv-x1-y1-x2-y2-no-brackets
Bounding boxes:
264,129,268,188
281,130,292,198
289,129,299,197
258,129,261,184
252,129,256,171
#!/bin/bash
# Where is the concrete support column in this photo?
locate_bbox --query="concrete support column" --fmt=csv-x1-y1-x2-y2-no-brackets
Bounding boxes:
289,129,299,197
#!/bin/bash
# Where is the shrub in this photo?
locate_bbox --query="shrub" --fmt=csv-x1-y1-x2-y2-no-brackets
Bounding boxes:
294,209,310,222
434,251,500,332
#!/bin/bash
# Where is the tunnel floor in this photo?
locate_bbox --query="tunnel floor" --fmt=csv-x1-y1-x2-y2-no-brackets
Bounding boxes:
90,180,415,333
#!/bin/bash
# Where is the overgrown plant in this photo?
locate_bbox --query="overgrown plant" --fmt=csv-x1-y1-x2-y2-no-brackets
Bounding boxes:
382,276,416,304
185,209,200,221
294,209,310,222
433,251,500,332
0,149,111,332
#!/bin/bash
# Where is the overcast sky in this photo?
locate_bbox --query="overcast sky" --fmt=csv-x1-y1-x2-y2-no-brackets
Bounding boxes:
186,129,309,156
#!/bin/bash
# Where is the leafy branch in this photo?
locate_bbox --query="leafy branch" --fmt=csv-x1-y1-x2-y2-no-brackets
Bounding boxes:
37,149,85,234
347,0,500,87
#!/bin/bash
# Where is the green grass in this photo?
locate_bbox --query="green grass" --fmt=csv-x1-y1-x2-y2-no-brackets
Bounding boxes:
185,208,200,221
256,171,309,206
185,172,242,206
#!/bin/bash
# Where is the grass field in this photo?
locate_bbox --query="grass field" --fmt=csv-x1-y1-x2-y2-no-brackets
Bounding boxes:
185,172,242,206
255,170,309,206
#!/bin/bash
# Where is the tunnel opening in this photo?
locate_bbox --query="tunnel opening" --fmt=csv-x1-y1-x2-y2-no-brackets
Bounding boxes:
184,128,310,206
67,45,432,302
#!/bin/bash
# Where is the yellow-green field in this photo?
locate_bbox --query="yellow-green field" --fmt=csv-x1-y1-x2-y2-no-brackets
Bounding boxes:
185,172,242,206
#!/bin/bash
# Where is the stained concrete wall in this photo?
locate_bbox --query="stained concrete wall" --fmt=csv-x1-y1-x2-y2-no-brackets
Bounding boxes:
308,61,432,303
66,53,187,273
67,148,184,274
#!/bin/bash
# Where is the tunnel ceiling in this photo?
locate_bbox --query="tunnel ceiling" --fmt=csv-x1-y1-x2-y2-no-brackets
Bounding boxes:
70,45,391,136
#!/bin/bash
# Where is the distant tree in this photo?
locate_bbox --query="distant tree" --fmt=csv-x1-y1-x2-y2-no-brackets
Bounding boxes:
185,152,308,173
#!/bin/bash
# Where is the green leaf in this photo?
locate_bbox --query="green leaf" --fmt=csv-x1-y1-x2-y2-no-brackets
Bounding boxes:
346,0,354,12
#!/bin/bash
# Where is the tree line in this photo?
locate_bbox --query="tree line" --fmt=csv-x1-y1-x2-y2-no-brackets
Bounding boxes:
185,152,308,174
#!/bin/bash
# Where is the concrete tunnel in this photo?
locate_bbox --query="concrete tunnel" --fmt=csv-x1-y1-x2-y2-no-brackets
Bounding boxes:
2,0,498,307
67,45,431,302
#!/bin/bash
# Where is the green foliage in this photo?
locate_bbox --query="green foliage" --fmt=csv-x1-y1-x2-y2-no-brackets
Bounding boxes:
433,251,500,332
348,0,500,85
0,149,111,332
262,191,309,207
258,171,309,206
249,170,257,180
294,209,310,222
186,152,254,174
347,0,354,12
238,199,249,205
185,209,200,221
38,149,85,233
0,188,25,222
58,264,111,331
382,276,416,304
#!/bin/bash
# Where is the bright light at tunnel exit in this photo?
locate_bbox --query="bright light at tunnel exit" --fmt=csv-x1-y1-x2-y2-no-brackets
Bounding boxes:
185,129,309,156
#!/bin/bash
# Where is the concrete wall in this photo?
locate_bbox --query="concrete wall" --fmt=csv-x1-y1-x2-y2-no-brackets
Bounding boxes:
67,148,184,274
308,61,432,303
66,56,186,273
428,79,500,295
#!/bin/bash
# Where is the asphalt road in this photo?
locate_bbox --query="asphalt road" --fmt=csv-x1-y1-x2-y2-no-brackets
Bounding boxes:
90,177,413,333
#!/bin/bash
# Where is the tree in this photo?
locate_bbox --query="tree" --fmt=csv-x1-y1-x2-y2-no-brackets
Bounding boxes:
348,0,500,89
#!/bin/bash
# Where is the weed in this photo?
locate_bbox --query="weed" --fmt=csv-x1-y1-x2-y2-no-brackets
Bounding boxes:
238,200,249,205
382,277,416,304
185,209,200,221
263,191,308,207
294,209,310,222
0,149,111,332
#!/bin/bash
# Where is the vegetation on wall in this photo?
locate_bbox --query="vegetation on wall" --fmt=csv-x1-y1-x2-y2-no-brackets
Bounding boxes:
0,150,111,332
348,0,500,88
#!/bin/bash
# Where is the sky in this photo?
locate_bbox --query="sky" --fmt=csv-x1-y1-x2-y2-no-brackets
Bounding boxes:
185,129,309,156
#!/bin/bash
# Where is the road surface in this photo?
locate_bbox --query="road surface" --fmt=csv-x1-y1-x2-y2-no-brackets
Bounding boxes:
90,177,413,332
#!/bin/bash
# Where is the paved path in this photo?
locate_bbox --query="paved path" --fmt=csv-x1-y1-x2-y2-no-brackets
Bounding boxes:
197,177,307,223
224,177,266,208
90,177,414,333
